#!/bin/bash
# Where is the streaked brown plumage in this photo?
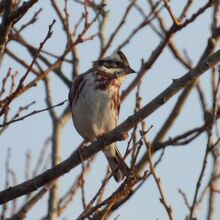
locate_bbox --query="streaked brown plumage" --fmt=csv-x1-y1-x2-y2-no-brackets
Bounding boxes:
69,50,135,182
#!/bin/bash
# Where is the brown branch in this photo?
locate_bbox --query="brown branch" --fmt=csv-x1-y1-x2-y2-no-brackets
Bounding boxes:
6,184,53,220
43,77,57,119
0,100,35,135
0,0,39,61
142,0,220,154
0,11,100,109
57,156,95,217
80,163,87,210
178,189,191,209
121,0,215,101
146,141,174,220
0,49,220,204
196,82,208,115
138,106,173,219
153,120,218,151
189,140,210,219
0,100,67,127
97,0,108,49
5,48,40,76
8,0,39,24
100,0,137,57
10,32,72,63
32,137,51,177
1,148,11,220
76,173,111,220
148,0,192,70
0,19,56,116
0,0,16,61
207,148,220,220
50,0,65,28
16,8,42,33
178,0,216,30
90,147,165,219
189,59,220,220
163,0,180,26
24,150,32,200
211,187,220,193
0,68,12,98
11,37,71,86
117,1,163,51
179,0,194,21
77,173,136,220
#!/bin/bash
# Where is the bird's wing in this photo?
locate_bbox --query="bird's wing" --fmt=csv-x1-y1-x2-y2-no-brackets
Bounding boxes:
68,68,95,107
68,74,85,108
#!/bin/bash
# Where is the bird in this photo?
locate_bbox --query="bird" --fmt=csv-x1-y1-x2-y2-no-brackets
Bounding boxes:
69,50,135,182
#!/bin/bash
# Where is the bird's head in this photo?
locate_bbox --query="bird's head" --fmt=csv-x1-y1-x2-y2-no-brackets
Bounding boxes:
93,50,135,80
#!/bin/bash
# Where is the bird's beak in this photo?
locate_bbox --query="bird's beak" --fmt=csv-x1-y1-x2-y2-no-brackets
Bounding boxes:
127,66,136,74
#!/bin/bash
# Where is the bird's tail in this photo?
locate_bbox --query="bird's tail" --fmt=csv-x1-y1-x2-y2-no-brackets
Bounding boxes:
103,144,129,182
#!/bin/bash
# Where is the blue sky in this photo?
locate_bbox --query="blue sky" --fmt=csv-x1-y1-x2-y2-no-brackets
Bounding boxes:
0,0,220,219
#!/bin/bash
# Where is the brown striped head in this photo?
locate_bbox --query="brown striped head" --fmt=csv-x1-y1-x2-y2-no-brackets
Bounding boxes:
93,50,135,78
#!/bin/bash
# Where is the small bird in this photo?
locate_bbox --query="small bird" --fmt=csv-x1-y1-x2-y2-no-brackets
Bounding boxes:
69,50,135,182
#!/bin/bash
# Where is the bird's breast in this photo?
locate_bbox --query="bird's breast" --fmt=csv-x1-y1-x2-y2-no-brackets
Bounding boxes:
72,83,118,140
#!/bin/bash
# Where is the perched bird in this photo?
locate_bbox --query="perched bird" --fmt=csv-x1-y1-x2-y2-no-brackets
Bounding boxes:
69,50,135,182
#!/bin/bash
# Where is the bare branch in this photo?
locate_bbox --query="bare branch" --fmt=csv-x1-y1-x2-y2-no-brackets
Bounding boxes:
0,19,56,116
0,48,220,204
0,100,67,127
146,141,174,220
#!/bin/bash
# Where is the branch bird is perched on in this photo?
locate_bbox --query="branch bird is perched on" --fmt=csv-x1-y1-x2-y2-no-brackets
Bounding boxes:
69,50,135,182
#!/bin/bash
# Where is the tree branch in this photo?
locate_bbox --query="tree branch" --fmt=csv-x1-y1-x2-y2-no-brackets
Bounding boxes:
0,48,220,204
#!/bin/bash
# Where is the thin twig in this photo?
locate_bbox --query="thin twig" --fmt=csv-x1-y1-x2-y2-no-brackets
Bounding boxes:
0,48,220,203
0,100,67,127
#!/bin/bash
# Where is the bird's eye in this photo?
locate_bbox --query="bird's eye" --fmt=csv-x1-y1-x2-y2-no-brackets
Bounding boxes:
115,61,122,67
102,61,124,68
103,61,116,68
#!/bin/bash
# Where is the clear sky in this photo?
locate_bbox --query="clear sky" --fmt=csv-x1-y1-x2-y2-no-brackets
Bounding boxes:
0,0,220,219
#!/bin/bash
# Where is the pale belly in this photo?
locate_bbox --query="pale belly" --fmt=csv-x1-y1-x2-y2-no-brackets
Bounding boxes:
72,88,117,141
